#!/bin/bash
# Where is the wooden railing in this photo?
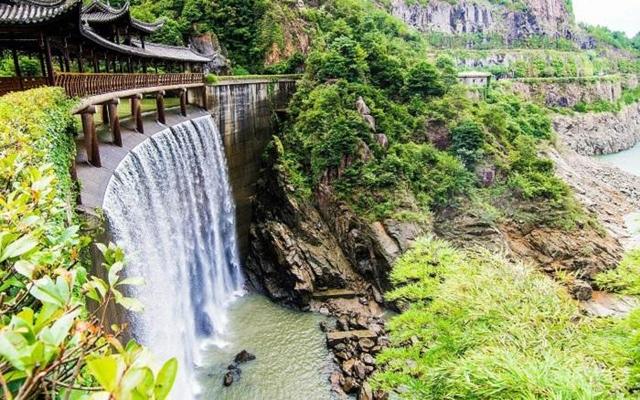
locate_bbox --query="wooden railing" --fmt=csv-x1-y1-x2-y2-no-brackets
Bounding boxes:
54,73,205,98
0,77,49,96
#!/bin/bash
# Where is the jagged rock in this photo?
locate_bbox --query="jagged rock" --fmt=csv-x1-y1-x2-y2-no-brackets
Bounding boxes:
223,371,234,386
189,33,230,74
342,376,360,393
359,382,374,400
353,360,367,380
234,350,256,364
375,133,389,150
554,102,640,156
390,0,574,44
361,353,376,366
568,279,594,301
246,143,365,306
356,96,371,115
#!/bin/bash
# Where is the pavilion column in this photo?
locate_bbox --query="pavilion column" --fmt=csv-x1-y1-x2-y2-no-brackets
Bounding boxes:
42,34,54,85
131,94,144,134
107,99,122,147
80,106,101,167
156,90,166,124
179,88,187,116
11,48,23,90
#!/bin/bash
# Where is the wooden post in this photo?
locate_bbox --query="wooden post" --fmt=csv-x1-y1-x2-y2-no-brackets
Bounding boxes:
11,48,23,90
156,90,166,124
179,88,187,116
80,106,101,167
42,34,54,85
107,99,122,147
132,94,144,133
101,103,110,126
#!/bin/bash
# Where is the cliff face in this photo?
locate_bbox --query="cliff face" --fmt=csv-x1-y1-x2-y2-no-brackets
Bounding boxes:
554,102,640,155
389,0,574,43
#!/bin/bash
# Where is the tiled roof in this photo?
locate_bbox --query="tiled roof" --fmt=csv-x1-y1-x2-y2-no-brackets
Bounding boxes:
0,0,79,24
80,26,213,63
81,0,163,33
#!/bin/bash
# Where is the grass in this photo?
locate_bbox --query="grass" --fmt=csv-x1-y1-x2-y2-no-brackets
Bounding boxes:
372,238,640,399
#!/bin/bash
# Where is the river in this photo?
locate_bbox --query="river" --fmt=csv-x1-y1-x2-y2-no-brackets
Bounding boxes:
599,142,640,176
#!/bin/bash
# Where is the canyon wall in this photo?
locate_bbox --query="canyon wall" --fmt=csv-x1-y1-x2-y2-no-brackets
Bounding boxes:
554,102,640,155
389,0,575,43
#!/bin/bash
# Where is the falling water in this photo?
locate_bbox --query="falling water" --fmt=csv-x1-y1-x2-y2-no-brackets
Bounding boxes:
102,115,243,397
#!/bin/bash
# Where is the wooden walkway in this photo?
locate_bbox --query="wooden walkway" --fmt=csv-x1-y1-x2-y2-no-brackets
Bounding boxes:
76,105,209,208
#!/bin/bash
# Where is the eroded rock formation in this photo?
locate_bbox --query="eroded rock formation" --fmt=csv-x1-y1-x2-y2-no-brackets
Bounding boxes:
554,102,640,155
389,0,574,43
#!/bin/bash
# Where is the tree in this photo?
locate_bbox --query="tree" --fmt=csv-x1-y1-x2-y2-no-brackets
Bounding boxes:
403,61,445,98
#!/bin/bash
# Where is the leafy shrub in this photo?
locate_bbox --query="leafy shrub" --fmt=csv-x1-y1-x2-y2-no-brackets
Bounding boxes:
596,249,640,294
403,61,445,98
0,88,177,398
449,119,486,168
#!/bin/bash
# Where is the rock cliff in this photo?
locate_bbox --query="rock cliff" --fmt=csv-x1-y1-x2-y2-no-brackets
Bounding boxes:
554,102,640,155
245,139,427,307
389,0,574,43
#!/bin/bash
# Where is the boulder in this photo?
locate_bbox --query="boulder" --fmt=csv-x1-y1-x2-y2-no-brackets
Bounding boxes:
359,382,374,400
234,350,256,364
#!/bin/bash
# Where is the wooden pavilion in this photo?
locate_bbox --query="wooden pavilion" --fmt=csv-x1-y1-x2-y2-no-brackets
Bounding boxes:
0,0,213,96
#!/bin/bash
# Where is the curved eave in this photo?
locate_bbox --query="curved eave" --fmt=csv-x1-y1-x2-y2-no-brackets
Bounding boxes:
0,0,80,25
80,26,213,63
81,0,163,34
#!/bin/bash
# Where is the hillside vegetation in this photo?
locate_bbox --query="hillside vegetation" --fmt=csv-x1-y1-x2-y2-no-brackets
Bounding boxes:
373,238,640,398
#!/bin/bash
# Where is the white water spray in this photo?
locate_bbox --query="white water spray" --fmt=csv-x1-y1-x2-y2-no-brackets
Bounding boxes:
102,115,243,398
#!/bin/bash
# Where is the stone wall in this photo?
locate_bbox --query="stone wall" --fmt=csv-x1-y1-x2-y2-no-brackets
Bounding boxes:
199,80,297,258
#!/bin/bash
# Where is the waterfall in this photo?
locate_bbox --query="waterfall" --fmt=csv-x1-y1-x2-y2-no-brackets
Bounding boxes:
102,115,243,397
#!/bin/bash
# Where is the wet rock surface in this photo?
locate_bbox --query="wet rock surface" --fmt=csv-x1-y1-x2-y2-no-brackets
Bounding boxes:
222,350,257,387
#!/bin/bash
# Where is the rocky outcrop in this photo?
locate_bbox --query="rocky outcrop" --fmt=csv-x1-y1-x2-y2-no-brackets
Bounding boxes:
554,102,640,155
389,0,574,44
246,139,428,306
246,146,364,307
512,78,625,108
189,33,230,74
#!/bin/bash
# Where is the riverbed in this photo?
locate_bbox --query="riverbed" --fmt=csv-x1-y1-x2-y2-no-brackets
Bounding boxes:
196,294,335,399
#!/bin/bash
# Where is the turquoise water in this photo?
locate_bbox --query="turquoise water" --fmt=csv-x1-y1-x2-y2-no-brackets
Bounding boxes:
599,143,640,176
197,294,335,399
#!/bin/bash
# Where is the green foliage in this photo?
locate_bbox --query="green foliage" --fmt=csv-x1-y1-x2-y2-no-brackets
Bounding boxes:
596,249,640,295
307,36,369,82
0,88,176,398
449,119,485,169
373,238,640,399
582,24,639,54
403,61,445,98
